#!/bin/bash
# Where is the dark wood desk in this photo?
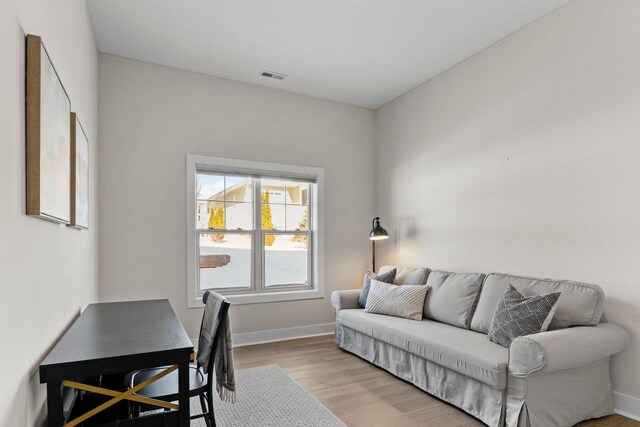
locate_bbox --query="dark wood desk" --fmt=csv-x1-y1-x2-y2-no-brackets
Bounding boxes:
40,300,193,427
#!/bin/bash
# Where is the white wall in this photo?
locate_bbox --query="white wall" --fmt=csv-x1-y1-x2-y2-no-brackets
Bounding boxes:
98,54,375,339
0,0,98,425
376,0,640,401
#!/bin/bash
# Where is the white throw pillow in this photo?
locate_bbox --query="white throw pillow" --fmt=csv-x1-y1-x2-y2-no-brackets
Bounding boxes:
364,279,429,321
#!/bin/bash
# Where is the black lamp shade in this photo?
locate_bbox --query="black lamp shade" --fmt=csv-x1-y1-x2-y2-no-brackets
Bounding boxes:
369,217,389,241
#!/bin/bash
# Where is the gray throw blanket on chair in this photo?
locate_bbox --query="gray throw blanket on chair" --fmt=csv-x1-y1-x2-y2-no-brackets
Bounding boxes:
197,292,236,403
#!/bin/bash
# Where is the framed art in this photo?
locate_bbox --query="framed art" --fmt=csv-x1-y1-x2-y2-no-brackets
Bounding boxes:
25,34,72,224
69,113,89,229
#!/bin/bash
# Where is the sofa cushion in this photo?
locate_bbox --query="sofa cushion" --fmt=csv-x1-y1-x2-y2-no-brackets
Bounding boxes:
338,309,508,389
364,280,429,320
378,265,430,286
423,270,485,328
470,273,605,334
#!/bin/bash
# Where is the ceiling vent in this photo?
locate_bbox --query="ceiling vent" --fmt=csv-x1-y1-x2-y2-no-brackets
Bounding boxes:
260,70,287,81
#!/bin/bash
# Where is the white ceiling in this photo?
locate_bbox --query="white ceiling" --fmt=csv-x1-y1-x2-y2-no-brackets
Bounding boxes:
87,0,568,108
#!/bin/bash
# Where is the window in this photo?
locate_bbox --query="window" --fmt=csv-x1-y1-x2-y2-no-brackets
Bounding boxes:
187,155,324,307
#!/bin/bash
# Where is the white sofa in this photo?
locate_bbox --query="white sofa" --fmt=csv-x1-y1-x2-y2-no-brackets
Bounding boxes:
331,266,630,427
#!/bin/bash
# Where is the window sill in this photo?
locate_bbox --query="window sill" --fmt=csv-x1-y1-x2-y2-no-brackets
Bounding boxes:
188,288,324,308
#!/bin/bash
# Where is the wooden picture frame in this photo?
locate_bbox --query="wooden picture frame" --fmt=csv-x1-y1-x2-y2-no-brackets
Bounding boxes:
26,34,72,224
69,113,89,229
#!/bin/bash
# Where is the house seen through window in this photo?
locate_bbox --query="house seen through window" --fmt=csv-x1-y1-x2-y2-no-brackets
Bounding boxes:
196,172,312,293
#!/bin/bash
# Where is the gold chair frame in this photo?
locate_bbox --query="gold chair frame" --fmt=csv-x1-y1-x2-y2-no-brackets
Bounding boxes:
60,364,180,427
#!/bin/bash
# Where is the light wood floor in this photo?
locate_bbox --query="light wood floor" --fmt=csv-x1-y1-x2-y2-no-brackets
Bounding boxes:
233,335,638,427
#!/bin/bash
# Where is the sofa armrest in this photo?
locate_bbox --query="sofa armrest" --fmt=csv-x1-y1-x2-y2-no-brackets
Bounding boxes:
509,323,630,376
331,289,361,314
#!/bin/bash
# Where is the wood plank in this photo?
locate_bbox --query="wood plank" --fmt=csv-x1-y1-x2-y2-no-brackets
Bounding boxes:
25,34,41,217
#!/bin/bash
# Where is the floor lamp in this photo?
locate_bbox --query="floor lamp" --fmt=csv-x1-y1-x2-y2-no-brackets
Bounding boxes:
369,217,389,272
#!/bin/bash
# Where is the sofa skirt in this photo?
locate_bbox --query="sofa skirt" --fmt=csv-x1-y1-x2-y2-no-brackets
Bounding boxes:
338,324,505,426
506,358,614,427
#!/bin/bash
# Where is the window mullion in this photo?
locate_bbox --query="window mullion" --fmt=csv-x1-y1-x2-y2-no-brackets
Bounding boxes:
254,178,264,292
222,176,227,230
308,184,313,289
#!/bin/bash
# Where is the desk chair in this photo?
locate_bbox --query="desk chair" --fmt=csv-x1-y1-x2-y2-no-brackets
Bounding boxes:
124,291,230,427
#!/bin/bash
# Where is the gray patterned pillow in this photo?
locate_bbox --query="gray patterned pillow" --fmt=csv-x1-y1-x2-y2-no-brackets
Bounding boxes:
364,280,429,321
358,269,396,308
488,284,561,347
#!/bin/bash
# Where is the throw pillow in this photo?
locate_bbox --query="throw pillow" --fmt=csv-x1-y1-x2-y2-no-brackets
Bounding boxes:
488,284,561,347
358,268,396,308
364,279,429,321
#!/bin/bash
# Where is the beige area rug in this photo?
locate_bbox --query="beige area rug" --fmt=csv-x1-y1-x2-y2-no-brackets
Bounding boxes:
190,364,346,426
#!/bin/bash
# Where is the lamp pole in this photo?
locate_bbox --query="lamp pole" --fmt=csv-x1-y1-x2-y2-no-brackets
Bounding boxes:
372,239,377,273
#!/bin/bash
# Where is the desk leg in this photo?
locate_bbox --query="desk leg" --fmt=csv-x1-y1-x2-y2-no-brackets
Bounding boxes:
47,381,64,427
178,355,190,427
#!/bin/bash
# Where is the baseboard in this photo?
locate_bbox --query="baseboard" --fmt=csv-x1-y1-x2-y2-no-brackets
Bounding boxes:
614,391,640,421
233,323,335,347
190,323,335,349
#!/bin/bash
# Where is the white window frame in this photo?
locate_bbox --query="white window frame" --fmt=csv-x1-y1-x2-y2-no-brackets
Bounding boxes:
186,154,324,307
